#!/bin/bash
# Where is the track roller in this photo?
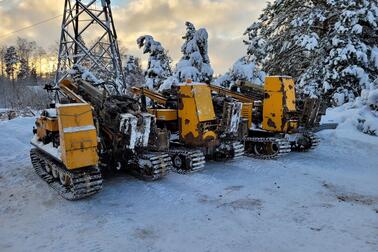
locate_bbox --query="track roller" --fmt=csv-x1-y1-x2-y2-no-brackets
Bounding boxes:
214,141,245,161
169,149,206,174
291,132,320,152
244,137,291,159
133,152,172,181
30,148,103,200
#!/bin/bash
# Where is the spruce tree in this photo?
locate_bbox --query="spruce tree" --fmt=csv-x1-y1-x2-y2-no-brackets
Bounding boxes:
137,35,172,90
4,46,18,83
123,55,145,87
175,22,214,83
243,0,378,104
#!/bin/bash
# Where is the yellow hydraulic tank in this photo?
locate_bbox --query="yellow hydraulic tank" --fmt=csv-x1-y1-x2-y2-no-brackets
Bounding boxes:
262,76,297,132
36,115,59,140
57,103,98,170
178,84,217,146
148,108,178,121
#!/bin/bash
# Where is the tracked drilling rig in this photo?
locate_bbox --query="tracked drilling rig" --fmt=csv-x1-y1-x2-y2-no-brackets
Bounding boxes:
30,0,172,200
209,76,325,159
131,81,246,173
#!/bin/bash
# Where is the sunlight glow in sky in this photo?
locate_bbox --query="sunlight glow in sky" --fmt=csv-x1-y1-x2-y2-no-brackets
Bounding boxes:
0,0,266,73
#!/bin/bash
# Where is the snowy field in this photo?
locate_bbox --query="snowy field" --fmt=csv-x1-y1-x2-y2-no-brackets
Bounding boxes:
0,116,377,252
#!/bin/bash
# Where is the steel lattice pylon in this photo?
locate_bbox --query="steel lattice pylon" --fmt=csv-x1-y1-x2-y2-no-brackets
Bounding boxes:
55,0,125,94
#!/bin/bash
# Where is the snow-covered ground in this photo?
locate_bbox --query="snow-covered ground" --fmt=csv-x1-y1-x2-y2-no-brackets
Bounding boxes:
0,116,377,252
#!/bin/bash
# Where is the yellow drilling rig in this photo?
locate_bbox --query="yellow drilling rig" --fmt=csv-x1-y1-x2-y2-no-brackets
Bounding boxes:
209,76,325,159
131,81,246,173
29,0,172,200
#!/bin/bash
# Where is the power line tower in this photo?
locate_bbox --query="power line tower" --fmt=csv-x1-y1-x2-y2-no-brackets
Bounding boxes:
55,0,125,94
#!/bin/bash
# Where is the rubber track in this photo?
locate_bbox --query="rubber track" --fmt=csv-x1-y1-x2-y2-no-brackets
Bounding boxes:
244,137,291,160
30,148,103,200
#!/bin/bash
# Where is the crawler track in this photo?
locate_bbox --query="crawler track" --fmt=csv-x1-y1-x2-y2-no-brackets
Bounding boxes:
169,149,206,174
133,152,172,181
30,148,103,200
244,137,291,159
213,141,245,161
232,142,245,159
291,132,320,152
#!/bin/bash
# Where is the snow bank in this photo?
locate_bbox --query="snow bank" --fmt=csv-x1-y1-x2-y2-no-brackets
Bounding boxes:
322,102,378,139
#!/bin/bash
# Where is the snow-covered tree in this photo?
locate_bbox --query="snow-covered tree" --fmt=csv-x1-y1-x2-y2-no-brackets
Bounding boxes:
244,0,378,105
137,35,172,90
0,45,6,78
123,55,145,87
4,46,18,82
17,58,30,80
242,0,378,136
175,21,214,83
297,0,378,105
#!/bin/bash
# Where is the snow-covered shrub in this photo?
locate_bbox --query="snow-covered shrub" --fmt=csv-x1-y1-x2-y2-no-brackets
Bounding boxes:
215,56,265,88
323,98,378,137
368,89,378,109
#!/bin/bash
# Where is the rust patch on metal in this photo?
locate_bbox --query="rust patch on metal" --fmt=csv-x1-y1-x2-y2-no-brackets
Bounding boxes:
267,118,276,128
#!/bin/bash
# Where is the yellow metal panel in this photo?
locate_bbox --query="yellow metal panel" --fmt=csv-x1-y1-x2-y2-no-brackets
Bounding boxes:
283,77,296,111
265,76,284,92
58,104,94,129
57,103,98,170
192,85,216,122
40,117,59,132
64,146,98,171
36,117,59,140
63,130,97,150
262,76,298,132
262,91,285,132
148,109,177,121
178,86,201,140
177,84,218,147
241,103,253,128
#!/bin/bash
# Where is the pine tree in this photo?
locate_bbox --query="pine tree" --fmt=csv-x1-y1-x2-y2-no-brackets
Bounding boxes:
4,46,18,83
175,21,214,83
123,55,145,87
137,35,172,90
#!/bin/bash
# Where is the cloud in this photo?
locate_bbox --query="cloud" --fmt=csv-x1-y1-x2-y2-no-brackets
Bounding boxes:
0,0,266,74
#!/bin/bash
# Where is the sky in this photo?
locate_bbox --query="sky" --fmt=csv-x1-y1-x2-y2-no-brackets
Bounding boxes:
0,0,267,74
